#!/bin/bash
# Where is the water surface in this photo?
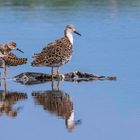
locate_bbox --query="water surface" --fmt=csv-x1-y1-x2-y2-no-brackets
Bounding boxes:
0,0,140,140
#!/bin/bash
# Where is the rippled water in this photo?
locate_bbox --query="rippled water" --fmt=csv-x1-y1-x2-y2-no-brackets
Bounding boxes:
0,0,140,140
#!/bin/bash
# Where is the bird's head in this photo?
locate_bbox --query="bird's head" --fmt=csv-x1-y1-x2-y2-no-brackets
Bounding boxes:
65,24,81,36
7,41,24,53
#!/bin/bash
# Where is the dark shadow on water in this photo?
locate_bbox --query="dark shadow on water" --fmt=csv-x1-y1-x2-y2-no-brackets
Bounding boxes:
14,71,117,85
32,80,81,132
0,80,27,118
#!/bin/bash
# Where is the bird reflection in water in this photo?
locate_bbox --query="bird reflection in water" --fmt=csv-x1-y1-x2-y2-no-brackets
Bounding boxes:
32,88,81,131
0,79,27,118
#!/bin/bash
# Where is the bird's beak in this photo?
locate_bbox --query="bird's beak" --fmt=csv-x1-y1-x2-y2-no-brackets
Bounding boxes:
74,31,81,36
16,48,24,53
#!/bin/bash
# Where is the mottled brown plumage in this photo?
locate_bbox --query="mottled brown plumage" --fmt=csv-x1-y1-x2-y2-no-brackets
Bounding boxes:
0,42,27,79
31,25,81,84
32,37,72,67
2,53,27,66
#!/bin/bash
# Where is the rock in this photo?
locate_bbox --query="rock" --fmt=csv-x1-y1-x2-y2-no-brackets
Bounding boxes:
14,71,117,85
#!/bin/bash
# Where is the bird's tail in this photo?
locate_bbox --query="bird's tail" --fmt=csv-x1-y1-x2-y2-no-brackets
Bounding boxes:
31,52,45,67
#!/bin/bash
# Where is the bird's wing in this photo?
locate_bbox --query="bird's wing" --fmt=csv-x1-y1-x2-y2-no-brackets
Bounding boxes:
3,53,27,66
32,37,72,66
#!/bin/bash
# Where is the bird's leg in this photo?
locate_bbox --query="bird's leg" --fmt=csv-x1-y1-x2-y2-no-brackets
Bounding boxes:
0,72,1,85
4,77,7,93
51,80,54,90
57,67,61,90
3,62,6,80
51,66,54,90
2,79,6,101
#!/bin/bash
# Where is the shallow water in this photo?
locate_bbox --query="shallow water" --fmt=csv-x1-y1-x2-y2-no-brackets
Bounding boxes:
0,0,140,140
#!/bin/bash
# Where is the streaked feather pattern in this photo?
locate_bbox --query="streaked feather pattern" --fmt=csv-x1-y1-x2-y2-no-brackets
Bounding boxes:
32,37,72,67
3,53,27,66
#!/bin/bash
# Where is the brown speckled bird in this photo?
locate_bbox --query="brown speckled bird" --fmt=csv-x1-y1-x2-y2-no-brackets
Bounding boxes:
31,25,81,81
0,42,27,79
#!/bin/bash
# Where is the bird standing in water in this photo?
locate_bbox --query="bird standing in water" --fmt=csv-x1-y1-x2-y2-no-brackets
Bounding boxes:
0,42,27,80
31,25,81,87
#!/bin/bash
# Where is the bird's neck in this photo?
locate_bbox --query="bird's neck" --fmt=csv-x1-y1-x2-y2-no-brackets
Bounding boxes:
65,31,73,45
4,45,12,54
66,111,75,129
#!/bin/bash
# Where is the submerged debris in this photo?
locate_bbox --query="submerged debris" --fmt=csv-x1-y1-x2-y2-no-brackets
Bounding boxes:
14,72,52,85
64,71,116,82
14,71,116,85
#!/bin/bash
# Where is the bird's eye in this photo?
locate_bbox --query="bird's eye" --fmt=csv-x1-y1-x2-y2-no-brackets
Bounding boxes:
69,27,72,29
